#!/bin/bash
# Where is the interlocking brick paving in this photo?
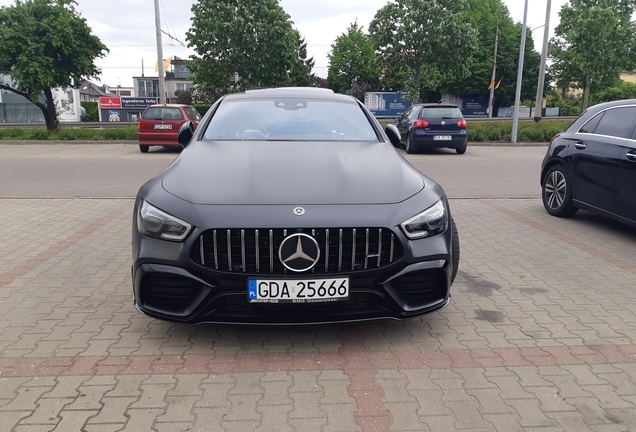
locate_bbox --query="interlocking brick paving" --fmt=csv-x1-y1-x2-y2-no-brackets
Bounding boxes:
1,198,635,431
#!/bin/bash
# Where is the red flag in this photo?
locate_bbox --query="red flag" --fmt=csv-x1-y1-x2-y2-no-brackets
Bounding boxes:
495,77,503,89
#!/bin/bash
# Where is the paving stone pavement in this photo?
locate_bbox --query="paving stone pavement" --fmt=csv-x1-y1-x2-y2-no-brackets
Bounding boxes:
1,197,635,432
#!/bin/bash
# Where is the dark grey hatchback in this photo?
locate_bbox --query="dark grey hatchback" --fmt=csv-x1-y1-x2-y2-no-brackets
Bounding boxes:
132,87,459,324
396,104,468,154
541,99,636,228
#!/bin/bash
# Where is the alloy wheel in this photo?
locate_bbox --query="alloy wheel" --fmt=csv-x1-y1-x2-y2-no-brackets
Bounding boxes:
544,170,566,210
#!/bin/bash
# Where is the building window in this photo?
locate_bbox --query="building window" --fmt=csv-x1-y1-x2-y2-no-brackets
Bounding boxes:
175,83,193,92
138,80,157,97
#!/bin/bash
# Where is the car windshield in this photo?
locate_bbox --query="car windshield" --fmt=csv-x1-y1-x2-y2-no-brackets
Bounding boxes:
203,98,378,141
420,107,462,119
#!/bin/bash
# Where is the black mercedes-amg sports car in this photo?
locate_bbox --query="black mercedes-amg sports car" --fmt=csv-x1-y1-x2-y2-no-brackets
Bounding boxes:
132,87,460,324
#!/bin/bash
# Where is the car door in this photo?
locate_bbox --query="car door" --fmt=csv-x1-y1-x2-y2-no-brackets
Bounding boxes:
396,106,414,143
568,106,636,214
617,134,636,224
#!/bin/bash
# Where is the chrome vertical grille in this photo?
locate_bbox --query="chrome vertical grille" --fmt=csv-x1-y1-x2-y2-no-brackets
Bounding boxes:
191,227,402,274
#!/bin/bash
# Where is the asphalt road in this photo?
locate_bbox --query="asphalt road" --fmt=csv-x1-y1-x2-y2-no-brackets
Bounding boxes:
0,142,547,199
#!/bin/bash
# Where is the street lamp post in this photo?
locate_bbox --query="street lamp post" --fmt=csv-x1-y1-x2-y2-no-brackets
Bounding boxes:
154,0,166,104
534,0,552,122
511,0,529,143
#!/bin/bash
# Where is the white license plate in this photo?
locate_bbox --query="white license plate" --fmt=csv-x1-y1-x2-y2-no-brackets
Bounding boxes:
434,135,452,140
248,278,349,303
154,124,172,130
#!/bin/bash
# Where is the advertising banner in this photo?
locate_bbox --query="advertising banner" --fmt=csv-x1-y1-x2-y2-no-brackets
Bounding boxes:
53,87,81,122
99,97,122,109
364,92,411,117
121,97,158,108
459,94,488,117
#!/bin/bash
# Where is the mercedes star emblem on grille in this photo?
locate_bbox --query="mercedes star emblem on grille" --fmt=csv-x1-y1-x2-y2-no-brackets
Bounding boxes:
278,233,320,272
293,207,305,216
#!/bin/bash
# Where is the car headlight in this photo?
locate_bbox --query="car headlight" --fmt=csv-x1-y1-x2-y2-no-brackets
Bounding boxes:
400,200,448,239
137,200,192,242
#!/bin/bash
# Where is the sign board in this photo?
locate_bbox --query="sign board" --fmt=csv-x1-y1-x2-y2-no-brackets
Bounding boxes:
99,97,122,109
122,97,158,108
498,106,531,118
53,87,81,122
440,93,489,117
459,94,488,117
545,107,560,116
364,92,411,117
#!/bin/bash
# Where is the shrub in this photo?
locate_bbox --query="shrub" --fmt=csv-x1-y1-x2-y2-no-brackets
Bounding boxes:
2,120,571,142
0,126,138,140
193,104,211,116
80,102,99,122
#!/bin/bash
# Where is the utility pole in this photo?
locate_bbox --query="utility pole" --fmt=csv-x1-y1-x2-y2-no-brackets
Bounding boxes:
154,0,166,104
487,23,499,119
534,0,552,122
511,0,529,144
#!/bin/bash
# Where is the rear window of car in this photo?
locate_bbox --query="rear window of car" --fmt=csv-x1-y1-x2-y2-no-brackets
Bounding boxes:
203,98,378,141
419,107,463,119
142,107,184,121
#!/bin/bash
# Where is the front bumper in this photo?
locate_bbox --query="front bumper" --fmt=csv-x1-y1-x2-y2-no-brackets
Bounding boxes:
132,229,455,325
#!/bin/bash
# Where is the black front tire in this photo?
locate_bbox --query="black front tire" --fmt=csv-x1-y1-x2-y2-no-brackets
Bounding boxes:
542,164,578,217
139,145,149,153
456,146,467,154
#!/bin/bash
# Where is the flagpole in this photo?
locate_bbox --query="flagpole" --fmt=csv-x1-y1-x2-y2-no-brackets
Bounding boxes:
487,22,499,118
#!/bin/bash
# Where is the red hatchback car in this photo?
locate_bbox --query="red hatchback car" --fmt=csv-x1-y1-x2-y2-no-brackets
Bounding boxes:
138,104,201,153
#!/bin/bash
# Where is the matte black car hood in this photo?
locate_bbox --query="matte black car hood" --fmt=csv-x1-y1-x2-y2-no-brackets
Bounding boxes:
161,140,424,205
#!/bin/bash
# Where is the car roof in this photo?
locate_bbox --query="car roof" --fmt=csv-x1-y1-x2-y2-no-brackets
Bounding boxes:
222,87,354,103
583,99,636,116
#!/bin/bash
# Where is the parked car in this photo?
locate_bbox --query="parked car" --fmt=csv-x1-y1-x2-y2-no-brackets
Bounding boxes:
137,104,201,153
541,99,636,228
395,104,468,154
132,87,460,324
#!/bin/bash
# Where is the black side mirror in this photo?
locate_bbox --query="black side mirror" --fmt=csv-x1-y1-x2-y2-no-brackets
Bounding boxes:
385,124,401,148
177,121,196,147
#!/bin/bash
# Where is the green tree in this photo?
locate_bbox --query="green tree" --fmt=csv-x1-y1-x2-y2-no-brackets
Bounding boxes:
186,0,297,93
288,30,316,87
446,0,540,111
369,0,477,103
174,89,193,105
549,0,636,111
0,0,108,131
590,79,636,104
327,22,379,94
